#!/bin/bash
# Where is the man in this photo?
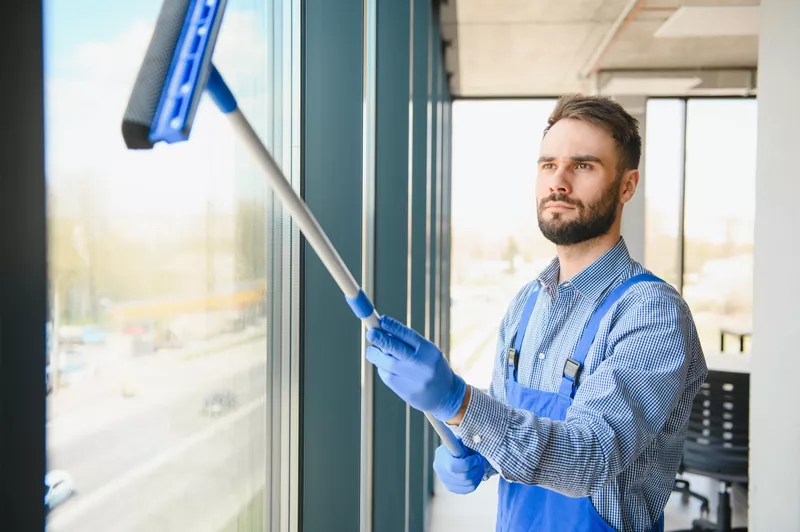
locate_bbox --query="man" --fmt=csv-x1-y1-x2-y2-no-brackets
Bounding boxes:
365,94,707,532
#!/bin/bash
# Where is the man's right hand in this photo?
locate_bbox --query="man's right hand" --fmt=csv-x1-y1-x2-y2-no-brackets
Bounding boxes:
433,444,485,494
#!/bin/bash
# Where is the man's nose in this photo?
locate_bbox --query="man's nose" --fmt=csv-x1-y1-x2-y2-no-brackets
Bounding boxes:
549,167,572,194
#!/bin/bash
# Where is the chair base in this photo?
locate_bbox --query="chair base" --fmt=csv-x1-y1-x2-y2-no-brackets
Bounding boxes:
673,479,710,515
676,518,747,532
671,479,746,532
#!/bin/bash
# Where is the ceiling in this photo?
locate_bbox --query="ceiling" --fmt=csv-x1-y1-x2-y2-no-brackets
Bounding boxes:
440,0,760,98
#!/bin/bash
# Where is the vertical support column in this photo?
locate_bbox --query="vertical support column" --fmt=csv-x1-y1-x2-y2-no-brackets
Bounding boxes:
613,95,647,263
0,2,47,528
425,2,441,498
300,2,365,530
441,94,452,363
287,4,303,530
434,44,444,352
751,0,800,529
361,0,378,530
426,6,439,349
408,2,431,529
372,0,412,531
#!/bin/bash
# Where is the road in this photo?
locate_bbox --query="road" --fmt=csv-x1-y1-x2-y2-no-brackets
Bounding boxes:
449,296,508,390
449,271,544,390
41,282,516,531
46,338,270,532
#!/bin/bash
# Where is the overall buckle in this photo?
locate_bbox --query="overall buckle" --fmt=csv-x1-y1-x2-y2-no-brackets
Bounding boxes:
563,358,582,380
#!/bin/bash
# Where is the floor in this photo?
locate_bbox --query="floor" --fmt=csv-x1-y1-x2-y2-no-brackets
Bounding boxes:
428,472,748,531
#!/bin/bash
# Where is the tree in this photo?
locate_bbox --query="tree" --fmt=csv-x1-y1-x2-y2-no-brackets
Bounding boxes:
503,236,519,273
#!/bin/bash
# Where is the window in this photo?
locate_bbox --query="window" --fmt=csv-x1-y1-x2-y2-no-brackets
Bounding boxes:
644,99,685,290
44,1,296,530
645,97,756,355
449,100,557,390
683,99,756,353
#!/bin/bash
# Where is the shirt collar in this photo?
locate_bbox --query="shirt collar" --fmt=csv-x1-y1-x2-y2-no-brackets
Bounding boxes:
536,237,632,301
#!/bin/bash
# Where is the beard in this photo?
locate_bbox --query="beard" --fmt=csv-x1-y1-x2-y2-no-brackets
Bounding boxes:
537,182,620,246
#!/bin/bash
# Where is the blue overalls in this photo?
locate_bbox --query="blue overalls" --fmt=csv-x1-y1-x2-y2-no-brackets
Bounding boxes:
496,273,665,532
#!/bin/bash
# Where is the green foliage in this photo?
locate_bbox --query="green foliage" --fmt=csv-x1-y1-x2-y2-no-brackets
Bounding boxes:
48,185,269,326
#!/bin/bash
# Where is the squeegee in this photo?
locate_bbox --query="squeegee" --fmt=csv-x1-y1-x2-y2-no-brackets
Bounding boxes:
121,0,466,458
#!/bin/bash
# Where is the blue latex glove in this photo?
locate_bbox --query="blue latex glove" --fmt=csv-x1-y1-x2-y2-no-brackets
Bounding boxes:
433,444,485,494
365,315,467,422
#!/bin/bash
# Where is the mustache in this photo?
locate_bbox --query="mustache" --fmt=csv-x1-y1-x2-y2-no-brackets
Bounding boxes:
539,194,583,210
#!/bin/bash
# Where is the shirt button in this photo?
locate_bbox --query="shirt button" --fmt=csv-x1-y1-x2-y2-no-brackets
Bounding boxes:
538,353,546,360
472,435,482,444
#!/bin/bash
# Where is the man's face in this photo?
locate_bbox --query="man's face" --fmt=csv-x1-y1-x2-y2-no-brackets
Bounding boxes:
536,118,633,246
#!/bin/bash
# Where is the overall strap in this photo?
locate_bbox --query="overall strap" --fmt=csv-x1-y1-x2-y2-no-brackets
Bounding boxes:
507,283,541,377
558,273,664,397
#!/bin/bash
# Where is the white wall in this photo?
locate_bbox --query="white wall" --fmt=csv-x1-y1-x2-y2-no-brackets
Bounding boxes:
615,95,647,264
751,0,800,528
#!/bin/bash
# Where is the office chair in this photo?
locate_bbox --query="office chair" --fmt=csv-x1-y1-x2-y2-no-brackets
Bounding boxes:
672,369,749,532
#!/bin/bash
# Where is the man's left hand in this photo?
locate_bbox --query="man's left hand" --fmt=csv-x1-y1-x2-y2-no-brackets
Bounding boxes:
365,315,466,422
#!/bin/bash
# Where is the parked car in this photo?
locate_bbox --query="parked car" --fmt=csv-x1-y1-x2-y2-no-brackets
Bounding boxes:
46,363,53,395
201,391,238,417
81,324,106,345
45,470,74,512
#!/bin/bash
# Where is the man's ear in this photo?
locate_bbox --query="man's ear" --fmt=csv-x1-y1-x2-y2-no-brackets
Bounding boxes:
619,169,639,205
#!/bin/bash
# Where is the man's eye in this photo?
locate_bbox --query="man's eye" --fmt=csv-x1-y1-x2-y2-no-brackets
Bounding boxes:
576,163,593,170
542,163,555,170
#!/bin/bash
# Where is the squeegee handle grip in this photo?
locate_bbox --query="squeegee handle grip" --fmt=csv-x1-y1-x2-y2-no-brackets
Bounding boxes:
206,65,465,458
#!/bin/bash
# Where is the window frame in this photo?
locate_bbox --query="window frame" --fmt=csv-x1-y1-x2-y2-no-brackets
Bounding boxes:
0,2,48,527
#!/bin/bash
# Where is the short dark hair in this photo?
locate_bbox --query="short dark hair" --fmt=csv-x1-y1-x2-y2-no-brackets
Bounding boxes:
543,94,642,172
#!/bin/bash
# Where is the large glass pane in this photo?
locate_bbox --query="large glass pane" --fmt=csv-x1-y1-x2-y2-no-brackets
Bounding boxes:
450,100,557,391
683,99,757,354
44,1,278,530
644,99,685,289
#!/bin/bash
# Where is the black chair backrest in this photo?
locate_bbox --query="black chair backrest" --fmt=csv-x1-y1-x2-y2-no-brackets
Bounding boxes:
682,369,749,484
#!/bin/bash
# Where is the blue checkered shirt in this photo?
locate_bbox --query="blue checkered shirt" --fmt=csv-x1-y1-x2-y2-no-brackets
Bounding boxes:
454,238,707,532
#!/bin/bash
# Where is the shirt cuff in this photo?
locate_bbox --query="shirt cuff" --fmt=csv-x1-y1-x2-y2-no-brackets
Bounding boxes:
481,455,498,481
457,386,510,461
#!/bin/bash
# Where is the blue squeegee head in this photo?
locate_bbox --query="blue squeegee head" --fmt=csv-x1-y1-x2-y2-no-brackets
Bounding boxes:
121,0,228,149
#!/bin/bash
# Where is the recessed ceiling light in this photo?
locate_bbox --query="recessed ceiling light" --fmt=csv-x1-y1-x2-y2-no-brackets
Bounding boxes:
602,76,702,95
655,6,760,38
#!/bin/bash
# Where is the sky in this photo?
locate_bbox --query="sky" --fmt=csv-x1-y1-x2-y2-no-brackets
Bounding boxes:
646,98,757,244
451,99,555,238
44,0,275,229
45,0,162,76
